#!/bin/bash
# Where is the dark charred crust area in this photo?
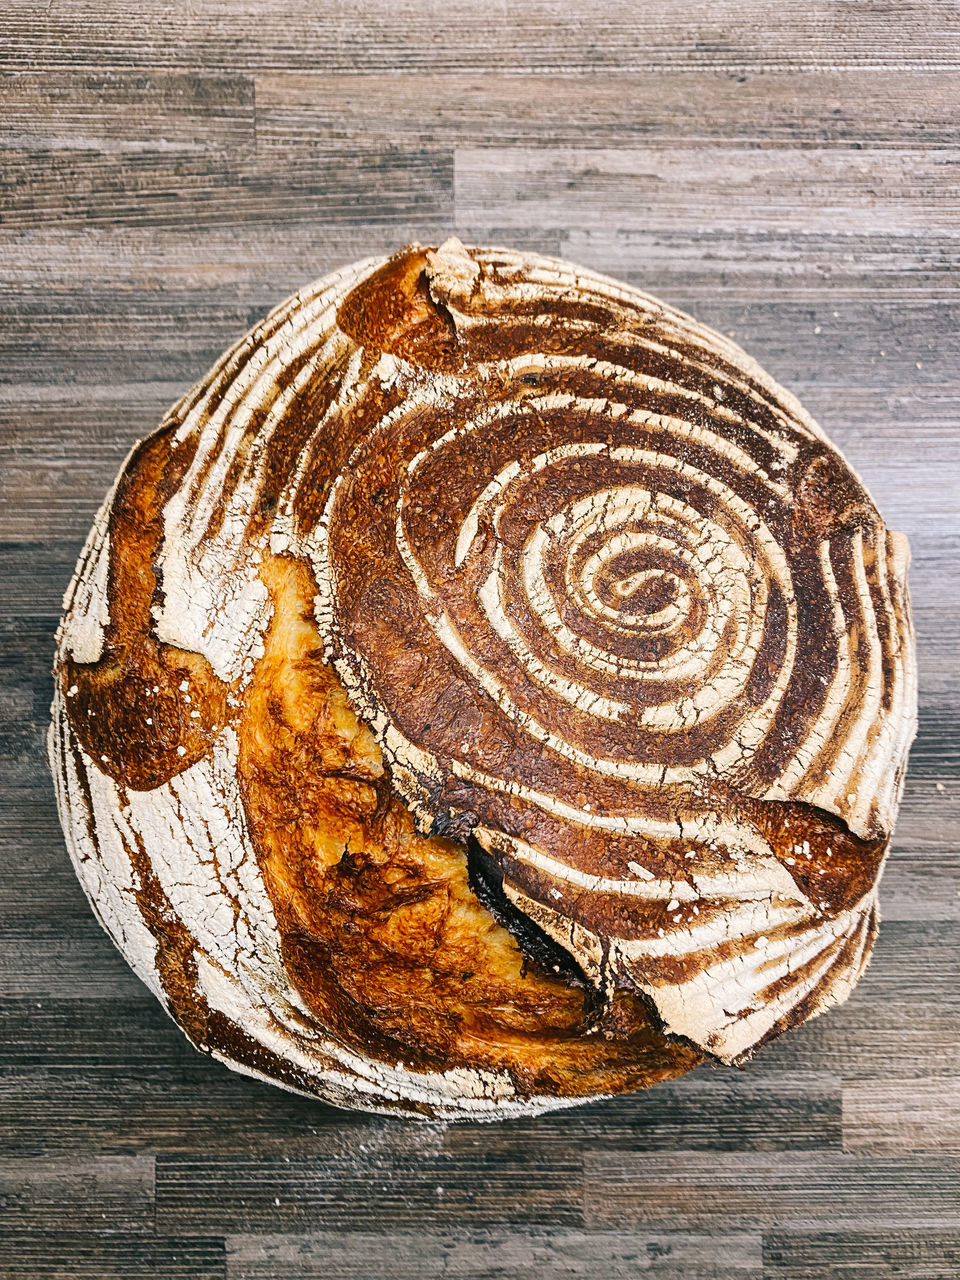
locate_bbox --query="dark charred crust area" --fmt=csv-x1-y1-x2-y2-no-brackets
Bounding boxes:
61,425,229,790
466,836,595,993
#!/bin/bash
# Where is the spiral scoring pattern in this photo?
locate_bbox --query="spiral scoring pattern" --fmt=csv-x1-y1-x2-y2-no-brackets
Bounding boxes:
51,239,917,1087
324,383,794,797
413,411,795,751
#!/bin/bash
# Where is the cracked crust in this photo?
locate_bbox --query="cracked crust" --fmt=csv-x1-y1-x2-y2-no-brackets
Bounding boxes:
50,239,916,1117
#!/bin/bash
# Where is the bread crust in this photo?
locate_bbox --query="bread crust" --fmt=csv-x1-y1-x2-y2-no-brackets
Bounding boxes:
50,239,916,1117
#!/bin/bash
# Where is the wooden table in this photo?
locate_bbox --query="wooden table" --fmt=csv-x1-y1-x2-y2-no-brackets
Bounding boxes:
2,4,958,1277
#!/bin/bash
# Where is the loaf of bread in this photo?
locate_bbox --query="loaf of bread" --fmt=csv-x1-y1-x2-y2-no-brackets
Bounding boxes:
50,239,917,1118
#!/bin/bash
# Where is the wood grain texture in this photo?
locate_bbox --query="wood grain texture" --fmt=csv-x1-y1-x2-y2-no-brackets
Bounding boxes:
1,1,957,1276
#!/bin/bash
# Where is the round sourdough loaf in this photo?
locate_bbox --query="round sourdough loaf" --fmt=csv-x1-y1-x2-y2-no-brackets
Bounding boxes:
50,239,917,1119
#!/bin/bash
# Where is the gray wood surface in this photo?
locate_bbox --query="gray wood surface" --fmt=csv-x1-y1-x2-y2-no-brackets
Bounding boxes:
1,3,958,1277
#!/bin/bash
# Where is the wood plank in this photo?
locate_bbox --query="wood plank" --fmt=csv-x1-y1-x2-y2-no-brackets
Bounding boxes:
0,998,194,1069
0,147,453,231
455,145,960,235
253,70,960,148
757,999,960,1083
440,1073,842,1155
0,1235,226,1280
763,1229,960,1279
155,1151,585,1234
843,1078,960,1154
584,1150,960,1231
0,1058,843,1157
3,1,959,74
0,69,254,153
844,923,960,1008
879,846,960,923
4,290,956,391
3,224,953,295
0,926,147,999
560,227,960,295
226,1228,762,1280
0,1157,154,1234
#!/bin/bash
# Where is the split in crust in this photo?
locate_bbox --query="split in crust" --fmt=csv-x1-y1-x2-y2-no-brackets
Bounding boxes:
50,239,917,1119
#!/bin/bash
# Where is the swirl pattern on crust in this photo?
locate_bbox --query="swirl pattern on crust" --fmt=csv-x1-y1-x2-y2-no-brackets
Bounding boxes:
50,239,917,1115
